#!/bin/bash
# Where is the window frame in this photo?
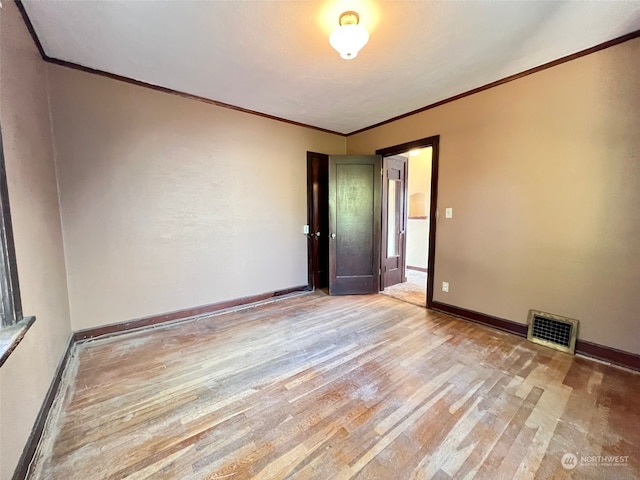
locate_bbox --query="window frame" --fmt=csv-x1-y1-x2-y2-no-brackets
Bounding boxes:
0,124,22,327
0,122,33,369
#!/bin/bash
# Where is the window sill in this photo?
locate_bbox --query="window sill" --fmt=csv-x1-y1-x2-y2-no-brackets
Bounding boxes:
0,316,35,368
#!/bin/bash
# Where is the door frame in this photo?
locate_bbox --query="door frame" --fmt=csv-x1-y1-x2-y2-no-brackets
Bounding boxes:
376,135,440,308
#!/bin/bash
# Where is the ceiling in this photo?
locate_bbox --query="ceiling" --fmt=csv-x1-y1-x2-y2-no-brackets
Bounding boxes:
22,1,640,134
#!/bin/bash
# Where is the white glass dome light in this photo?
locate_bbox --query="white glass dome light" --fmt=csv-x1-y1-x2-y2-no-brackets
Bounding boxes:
329,11,369,60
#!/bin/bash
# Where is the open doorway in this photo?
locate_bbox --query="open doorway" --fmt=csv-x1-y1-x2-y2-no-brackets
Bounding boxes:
306,152,329,291
379,147,432,306
377,136,440,308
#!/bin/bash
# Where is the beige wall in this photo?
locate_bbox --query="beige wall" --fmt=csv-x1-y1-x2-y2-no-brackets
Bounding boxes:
47,66,345,330
348,38,640,355
0,2,72,478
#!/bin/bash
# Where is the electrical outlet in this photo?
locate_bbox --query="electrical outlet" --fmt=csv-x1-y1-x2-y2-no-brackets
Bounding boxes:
445,208,453,218
442,281,449,292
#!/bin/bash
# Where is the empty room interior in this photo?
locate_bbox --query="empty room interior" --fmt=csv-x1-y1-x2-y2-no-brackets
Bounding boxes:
1,1,640,479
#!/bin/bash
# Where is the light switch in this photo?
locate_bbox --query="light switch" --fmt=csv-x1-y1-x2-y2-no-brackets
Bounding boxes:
303,224,310,234
445,208,453,218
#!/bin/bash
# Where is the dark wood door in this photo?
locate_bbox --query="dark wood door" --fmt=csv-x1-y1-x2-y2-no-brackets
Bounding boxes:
382,155,408,289
307,152,329,289
329,155,382,295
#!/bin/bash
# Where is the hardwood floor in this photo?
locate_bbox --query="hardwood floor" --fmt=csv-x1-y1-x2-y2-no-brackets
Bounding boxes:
28,292,639,479
380,269,427,307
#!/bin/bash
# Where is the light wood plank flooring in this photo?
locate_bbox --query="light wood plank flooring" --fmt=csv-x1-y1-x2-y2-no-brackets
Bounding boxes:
29,292,640,479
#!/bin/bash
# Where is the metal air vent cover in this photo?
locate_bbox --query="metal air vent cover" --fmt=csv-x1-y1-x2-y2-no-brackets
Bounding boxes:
527,309,579,354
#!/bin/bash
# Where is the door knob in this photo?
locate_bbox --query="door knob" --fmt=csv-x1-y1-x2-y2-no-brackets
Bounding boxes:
330,233,336,239
316,231,321,237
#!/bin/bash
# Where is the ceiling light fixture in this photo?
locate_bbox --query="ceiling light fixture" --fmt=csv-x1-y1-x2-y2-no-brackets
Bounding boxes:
329,11,369,60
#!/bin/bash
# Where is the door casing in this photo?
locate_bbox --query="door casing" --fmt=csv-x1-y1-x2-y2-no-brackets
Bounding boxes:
376,136,440,307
